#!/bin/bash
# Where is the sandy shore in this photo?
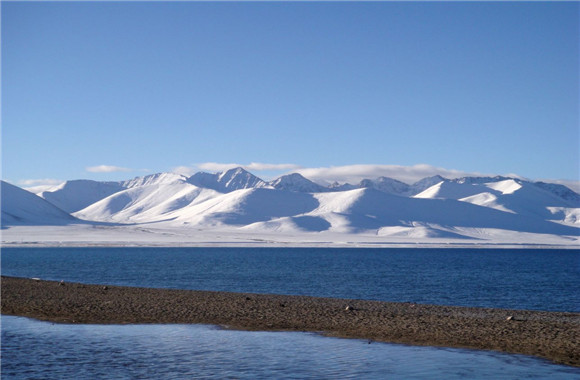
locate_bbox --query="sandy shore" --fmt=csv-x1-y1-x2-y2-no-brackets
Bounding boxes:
2,276,579,366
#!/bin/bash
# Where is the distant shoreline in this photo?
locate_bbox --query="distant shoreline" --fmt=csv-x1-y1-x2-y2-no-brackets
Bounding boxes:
3,241,579,249
2,276,579,367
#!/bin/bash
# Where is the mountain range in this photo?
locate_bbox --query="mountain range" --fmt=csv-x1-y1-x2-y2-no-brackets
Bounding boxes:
2,167,579,244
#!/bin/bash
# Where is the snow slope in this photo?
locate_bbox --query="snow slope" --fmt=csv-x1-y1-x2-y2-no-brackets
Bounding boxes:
74,182,220,224
121,172,187,188
415,178,579,224
408,175,447,195
162,187,320,227
1,181,78,226
269,173,328,193
38,180,125,213
73,178,578,239
308,188,578,236
187,167,267,193
36,173,187,213
358,177,410,195
5,169,579,245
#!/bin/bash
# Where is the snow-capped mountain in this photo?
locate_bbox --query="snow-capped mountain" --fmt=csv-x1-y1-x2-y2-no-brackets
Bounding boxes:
327,181,357,192
358,177,410,195
1,181,78,226
308,187,578,236
188,167,267,193
408,175,446,195
37,180,126,213
34,173,189,213
532,181,580,203
74,181,220,224
120,172,188,188
269,173,328,193
3,168,579,245
452,175,511,185
415,178,579,223
68,183,578,237
322,175,453,196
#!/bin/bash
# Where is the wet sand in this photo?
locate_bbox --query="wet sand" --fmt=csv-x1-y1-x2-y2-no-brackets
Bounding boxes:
2,276,578,366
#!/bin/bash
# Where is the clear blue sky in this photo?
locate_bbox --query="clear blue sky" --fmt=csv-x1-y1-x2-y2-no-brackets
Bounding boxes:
2,1,579,185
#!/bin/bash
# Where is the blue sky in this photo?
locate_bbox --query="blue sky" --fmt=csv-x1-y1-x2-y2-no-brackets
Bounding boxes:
2,1,578,187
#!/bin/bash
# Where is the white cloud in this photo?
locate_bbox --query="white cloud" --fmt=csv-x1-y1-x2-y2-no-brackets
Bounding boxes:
196,162,247,172
247,162,303,171
16,178,65,193
192,162,303,173
86,165,132,173
17,178,64,187
294,164,483,185
171,166,198,176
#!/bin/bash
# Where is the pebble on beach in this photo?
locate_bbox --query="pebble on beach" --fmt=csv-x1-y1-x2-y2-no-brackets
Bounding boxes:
2,276,578,367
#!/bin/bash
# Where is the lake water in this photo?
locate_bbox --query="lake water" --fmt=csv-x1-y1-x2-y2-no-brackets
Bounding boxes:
3,316,579,379
2,247,579,378
2,247,579,311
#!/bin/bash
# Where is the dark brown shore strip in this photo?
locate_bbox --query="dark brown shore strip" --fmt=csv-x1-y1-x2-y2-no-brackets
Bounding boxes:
2,276,579,366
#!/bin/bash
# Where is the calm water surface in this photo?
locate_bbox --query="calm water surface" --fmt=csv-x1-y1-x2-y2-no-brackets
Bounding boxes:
2,316,578,379
2,247,579,311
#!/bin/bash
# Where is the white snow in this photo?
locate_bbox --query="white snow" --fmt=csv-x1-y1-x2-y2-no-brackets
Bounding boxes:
415,178,579,222
485,179,522,195
38,180,125,213
268,173,327,193
2,170,579,248
188,167,268,193
121,172,187,188
1,181,78,226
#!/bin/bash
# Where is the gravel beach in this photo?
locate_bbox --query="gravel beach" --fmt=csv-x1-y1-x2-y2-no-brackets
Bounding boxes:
2,276,578,366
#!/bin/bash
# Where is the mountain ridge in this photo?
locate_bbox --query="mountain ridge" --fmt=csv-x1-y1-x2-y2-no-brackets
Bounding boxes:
31,167,580,203
3,168,578,244
1,181,79,226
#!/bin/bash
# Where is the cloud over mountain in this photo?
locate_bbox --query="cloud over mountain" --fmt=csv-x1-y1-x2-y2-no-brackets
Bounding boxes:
86,165,133,173
196,162,303,172
294,164,483,185
18,178,64,187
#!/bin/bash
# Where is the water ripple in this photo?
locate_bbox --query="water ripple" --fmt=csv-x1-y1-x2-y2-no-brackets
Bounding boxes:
2,317,578,379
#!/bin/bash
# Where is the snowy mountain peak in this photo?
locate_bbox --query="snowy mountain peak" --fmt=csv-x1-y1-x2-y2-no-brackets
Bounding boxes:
38,179,125,213
216,167,267,192
485,179,522,195
269,173,327,193
408,175,447,195
217,167,247,181
121,172,188,188
358,177,411,195
453,176,510,185
187,167,267,193
328,181,357,192
412,175,446,186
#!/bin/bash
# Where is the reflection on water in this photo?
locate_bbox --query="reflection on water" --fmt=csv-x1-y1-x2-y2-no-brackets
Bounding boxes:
2,316,578,379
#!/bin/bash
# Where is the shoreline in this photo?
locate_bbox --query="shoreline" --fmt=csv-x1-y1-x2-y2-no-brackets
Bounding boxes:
3,241,579,249
2,276,579,367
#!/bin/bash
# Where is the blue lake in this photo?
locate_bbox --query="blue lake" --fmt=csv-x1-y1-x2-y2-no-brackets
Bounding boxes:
2,247,579,311
2,247,579,378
